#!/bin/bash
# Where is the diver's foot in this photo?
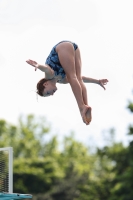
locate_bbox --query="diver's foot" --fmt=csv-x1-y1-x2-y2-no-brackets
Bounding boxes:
85,107,92,124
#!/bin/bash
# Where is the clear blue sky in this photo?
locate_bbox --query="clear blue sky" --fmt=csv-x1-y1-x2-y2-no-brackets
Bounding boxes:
0,0,133,147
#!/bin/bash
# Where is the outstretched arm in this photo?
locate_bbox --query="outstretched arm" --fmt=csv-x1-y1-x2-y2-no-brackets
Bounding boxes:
59,76,108,90
82,76,108,90
26,59,54,78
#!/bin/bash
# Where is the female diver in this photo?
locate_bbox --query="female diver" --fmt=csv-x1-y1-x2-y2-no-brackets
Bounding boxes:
26,41,108,125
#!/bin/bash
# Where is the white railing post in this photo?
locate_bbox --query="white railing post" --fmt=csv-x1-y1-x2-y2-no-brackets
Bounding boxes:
0,147,13,193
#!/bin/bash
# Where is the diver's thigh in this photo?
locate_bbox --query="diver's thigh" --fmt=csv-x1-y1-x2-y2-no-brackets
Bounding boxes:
57,42,76,78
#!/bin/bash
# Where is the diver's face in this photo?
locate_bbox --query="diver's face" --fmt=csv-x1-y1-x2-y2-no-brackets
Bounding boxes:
42,81,57,97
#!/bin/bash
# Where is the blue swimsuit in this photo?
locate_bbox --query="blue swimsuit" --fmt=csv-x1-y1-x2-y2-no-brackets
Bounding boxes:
45,41,78,81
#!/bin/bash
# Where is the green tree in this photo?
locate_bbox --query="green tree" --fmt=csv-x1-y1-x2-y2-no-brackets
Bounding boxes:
33,135,94,200
91,94,133,200
108,98,133,200
0,114,50,158
1,91,133,200
0,114,95,198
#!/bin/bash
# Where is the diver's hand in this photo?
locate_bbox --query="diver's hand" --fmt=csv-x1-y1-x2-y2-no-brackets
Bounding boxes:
26,59,39,71
99,79,109,90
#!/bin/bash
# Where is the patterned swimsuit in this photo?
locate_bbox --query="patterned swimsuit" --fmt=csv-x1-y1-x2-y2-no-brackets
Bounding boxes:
45,41,78,82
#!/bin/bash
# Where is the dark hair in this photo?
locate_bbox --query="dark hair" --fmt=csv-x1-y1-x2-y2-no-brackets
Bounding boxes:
36,78,48,96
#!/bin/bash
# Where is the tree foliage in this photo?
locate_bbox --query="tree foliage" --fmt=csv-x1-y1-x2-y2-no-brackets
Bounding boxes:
0,91,133,200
